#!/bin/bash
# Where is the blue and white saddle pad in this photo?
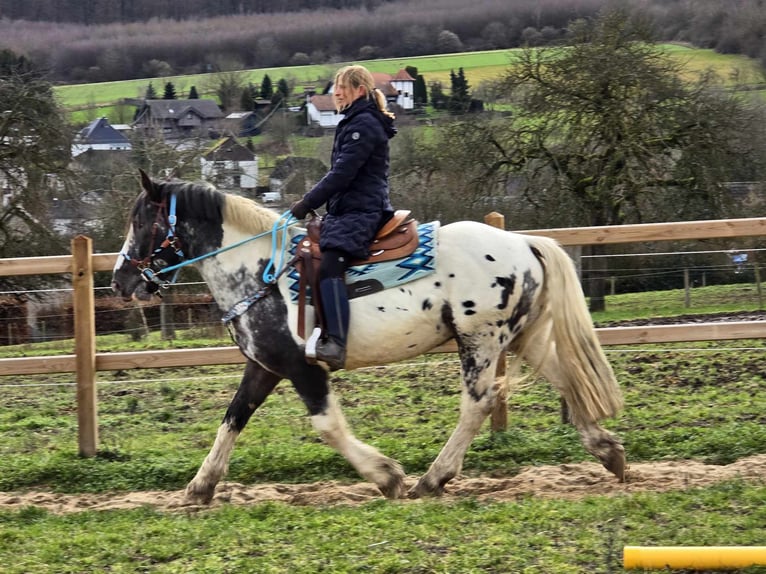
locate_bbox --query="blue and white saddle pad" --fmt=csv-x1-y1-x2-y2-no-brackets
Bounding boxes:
288,221,439,303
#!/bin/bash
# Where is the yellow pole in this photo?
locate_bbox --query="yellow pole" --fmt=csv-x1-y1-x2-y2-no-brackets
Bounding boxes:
624,546,766,570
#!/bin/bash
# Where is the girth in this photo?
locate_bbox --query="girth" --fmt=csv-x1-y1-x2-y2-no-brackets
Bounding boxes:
293,210,418,338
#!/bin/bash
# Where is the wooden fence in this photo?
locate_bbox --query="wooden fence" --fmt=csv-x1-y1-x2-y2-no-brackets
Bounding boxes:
2,216,766,455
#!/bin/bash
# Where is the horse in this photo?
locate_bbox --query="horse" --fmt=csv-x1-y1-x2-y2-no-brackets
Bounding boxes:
111,170,626,504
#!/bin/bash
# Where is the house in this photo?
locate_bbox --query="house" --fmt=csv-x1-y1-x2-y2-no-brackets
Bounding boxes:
373,69,416,110
132,99,224,139
306,94,341,129
72,117,131,157
200,136,258,192
304,68,416,128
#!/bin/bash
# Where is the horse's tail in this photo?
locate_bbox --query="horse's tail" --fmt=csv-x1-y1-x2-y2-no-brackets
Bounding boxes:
513,235,623,425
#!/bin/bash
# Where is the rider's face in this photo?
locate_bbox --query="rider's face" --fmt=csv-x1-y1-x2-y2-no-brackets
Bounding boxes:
334,80,366,111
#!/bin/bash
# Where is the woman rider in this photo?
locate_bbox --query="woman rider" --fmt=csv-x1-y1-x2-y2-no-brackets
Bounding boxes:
290,65,397,370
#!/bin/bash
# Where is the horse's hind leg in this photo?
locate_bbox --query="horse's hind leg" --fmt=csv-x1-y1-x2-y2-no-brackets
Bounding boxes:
410,348,501,498
185,360,281,504
519,339,626,481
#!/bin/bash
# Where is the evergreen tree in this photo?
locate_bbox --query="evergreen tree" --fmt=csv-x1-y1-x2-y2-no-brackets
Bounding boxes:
406,66,428,106
448,67,471,113
163,81,177,99
429,81,446,109
188,85,199,99
415,74,428,106
273,78,290,104
145,82,157,99
260,74,273,100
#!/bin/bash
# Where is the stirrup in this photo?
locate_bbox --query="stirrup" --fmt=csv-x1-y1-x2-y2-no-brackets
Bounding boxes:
305,327,322,365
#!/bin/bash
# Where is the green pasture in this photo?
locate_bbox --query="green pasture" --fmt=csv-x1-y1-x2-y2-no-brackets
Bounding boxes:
1,283,765,572
55,44,766,123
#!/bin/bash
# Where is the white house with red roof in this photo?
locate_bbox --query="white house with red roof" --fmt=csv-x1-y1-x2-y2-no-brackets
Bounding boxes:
305,68,416,128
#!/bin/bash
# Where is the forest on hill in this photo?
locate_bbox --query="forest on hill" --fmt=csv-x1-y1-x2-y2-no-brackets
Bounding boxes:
0,0,764,85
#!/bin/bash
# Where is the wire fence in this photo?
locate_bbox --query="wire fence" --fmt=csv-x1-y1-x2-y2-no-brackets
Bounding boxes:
0,247,764,346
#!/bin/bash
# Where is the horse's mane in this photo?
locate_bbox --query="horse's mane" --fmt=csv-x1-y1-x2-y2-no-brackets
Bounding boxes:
165,179,279,235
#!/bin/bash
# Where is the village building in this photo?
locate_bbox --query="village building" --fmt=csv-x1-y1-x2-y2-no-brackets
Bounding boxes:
200,136,258,193
132,99,224,139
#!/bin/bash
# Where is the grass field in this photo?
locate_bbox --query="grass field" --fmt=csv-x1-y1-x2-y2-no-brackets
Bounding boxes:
0,284,765,572
56,44,766,125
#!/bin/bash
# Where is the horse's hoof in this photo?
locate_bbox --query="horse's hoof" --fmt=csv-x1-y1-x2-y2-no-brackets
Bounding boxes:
184,482,216,505
602,446,627,483
378,478,405,499
407,477,444,499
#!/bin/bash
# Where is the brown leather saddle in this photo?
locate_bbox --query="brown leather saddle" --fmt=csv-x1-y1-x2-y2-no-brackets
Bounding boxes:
293,209,418,337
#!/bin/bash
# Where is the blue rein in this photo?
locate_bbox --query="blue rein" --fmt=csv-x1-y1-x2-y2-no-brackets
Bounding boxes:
133,193,299,292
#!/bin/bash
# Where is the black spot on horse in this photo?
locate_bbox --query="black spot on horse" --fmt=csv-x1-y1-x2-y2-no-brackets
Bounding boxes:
495,275,516,310
422,299,433,311
485,254,496,261
504,270,540,334
462,300,475,308
378,306,386,312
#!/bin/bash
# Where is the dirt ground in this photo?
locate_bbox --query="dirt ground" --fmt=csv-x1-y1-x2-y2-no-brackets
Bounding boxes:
2,310,763,515
1,455,764,514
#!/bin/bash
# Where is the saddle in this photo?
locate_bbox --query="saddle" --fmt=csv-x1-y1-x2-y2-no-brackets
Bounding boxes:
293,210,418,338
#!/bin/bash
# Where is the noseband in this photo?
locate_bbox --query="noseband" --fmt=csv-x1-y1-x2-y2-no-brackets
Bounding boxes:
124,192,185,294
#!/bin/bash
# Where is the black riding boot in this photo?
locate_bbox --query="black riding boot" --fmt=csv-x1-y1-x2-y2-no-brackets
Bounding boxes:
316,277,349,370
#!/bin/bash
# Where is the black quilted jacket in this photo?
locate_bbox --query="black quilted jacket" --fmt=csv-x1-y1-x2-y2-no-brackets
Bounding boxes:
301,96,396,259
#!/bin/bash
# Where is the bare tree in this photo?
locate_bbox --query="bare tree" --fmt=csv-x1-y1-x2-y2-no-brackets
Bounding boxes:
474,7,766,310
0,52,72,266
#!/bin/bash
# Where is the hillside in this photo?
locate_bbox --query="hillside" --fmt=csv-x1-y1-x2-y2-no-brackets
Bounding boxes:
55,45,766,126
1,0,765,86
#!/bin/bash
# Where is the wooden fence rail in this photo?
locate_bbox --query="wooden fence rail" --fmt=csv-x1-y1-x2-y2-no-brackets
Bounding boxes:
1,216,766,455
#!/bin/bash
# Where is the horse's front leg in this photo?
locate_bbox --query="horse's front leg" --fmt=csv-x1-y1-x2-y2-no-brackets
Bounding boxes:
185,360,281,504
410,348,500,498
291,370,406,499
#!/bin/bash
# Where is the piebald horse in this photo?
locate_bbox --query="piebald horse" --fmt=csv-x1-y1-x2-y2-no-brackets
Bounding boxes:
111,171,625,503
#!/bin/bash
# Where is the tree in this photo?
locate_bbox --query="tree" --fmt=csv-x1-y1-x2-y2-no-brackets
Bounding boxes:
406,66,428,106
188,85,199,99
0,50,72,273
489,7,766,309
162,81,177,99
436,29,463,53
145,82,157,99
240,82,258,111
206,72,244,112
447,68,470,113
273,78,290,104
429,81,446,109
260,74,273,100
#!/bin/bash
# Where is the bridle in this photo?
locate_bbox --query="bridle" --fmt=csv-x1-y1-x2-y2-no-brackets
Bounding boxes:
123,191,185,294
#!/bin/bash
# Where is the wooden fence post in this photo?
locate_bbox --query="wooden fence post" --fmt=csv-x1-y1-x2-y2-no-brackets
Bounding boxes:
484,212,508,432
72,235,98,457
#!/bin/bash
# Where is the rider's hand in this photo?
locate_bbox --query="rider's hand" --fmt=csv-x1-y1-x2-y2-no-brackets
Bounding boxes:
290,200,310,220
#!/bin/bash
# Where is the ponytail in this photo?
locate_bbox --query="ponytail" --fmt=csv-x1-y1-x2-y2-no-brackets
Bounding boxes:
373,88,395,120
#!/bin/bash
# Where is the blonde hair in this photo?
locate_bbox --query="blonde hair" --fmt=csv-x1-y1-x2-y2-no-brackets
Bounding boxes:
333,65,395,119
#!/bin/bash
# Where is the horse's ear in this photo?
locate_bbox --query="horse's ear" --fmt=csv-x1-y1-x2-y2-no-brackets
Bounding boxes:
139,169,162,202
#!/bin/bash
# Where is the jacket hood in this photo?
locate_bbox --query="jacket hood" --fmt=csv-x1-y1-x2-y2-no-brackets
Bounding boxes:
345,97,397,139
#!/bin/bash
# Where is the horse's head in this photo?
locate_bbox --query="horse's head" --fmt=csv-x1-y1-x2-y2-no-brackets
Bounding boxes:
111,169,184,302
